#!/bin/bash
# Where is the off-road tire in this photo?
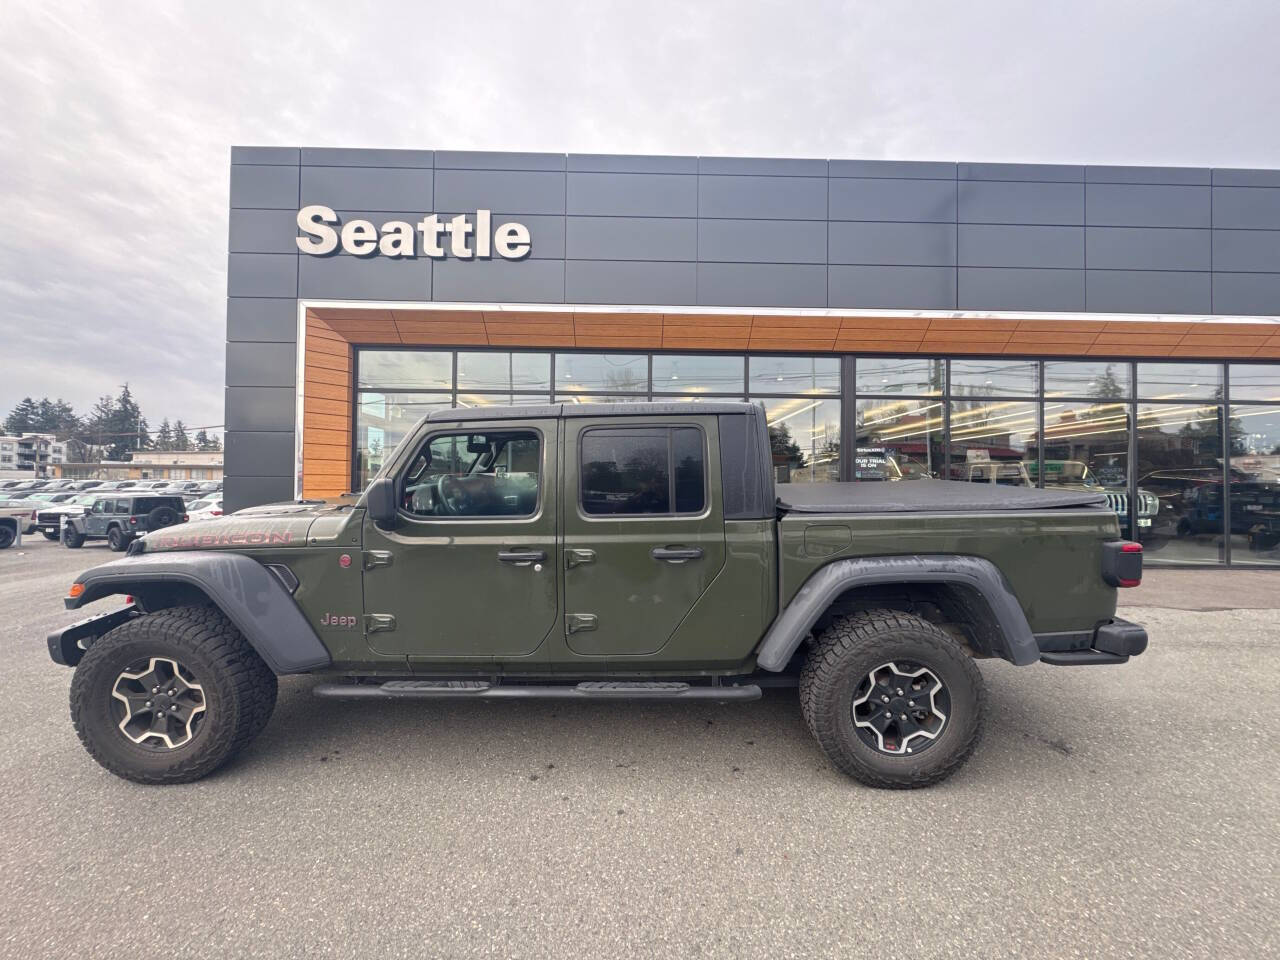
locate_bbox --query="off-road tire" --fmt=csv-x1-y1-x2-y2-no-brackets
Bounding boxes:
43,530,61,541
70,604,278,784
146,505,180,529
107,526,129,552
0,524,14,550
62,525,85,548
799,610,984,789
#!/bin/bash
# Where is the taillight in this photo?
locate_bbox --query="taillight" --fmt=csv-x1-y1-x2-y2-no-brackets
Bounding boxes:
129,517,137,525
211,510,221,516
1102,540,1143,588
182,513,189,522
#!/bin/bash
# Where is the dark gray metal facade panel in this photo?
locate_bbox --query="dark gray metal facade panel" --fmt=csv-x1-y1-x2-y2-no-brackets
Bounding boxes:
297,254,431,300
697,156,827,177
230,164,299,209
1086,270,1211,315
565,216,697,261
1086,165,1210,185
828,177,956,222
225,387,296,432
1085,183,1211,228
566,172,696,217
829,221,956,266
828,265,956,309
1086,227,1211,271
698,175,827,220
698,219,827,264
435,169,566,215
960,162,1083,182
224,431,296,477
1213,186,1280,229
300,147,432,168
223,475,295,513
227,253,297,298
1213,273,1280,314
567,154,698,174
227,298,296,343
231,146,299,165
565,260,697,305
1213,168,1280,187
1213,229,1280,273
432,258,564,302
958,224,1083,269
299,166,433,212
225,342,296,388
435,150,566,171
229,208,302,255
828,159,957,180
696,263,826,307
958,267,1085,311
958,180,1084,225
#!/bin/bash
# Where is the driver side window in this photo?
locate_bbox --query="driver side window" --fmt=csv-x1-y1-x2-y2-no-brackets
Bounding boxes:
402,429,541,519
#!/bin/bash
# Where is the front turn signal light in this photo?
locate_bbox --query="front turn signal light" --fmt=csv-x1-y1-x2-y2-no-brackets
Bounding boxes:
68,583,85,599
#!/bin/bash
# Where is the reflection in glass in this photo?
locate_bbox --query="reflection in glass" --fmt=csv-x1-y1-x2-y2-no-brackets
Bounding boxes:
1135,404,1224,563
1137,362,1223,400
855,356,943,396
456,353,551,391
652,354,744,394
1043,361,1131,399
1228,364,1280,402
357,351,452,390
555,354,647,393
455,393,551,408
754,397,840,484
947,401,1036,485
1229,404,1280,565
950,359,1038,397
855,399,942,480
356,392,453,489
748,356,840,395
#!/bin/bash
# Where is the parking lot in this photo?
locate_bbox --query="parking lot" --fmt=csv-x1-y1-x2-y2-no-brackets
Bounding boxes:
2,535,1276,959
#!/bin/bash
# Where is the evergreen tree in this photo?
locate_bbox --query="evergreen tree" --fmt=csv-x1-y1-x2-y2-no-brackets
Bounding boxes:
4,397,39,434
172,420,191,452
85,385,150,460
155,419,174,450
1089,364,1126,401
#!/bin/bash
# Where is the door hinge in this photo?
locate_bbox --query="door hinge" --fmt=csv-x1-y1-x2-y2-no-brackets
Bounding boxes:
566,613,598,634
364,613,397,634
363,550,394,570
565,548,596,569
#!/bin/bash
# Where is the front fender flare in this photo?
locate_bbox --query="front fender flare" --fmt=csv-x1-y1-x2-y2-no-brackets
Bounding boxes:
755,554,1039,672
64,551,331,674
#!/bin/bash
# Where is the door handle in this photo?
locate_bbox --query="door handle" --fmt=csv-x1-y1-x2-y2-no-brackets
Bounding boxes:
651,546,703,563
565,548,596,569
497,549,547,566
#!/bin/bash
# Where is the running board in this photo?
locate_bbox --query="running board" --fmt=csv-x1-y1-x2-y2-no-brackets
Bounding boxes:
312,680,762,701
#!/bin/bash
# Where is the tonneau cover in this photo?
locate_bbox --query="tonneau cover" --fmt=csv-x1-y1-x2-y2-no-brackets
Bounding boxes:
776,479,1107,514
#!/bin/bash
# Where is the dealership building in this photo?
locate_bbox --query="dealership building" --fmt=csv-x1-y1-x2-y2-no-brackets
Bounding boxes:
224,148,1280,565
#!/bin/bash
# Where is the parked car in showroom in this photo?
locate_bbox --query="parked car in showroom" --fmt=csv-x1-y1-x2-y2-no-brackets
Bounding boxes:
62,494,188,551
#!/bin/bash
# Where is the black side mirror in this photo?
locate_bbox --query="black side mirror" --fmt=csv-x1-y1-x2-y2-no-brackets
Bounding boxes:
365,477,398,527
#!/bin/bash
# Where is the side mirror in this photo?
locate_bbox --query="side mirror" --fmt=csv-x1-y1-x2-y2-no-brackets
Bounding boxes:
365,477,398,527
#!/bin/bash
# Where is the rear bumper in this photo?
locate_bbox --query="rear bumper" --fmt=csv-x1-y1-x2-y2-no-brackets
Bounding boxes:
1037,618,1148,666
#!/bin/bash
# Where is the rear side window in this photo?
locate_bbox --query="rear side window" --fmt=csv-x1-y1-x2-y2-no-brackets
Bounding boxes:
580,426,706,516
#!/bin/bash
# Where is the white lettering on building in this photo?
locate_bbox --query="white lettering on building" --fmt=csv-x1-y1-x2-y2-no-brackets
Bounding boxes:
295,205,531,259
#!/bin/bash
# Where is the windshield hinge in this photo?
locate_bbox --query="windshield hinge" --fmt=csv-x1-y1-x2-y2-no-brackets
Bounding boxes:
364,613,397,634
363,550,394,571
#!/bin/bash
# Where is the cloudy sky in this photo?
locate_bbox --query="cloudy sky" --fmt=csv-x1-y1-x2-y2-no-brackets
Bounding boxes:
2,0,1278,434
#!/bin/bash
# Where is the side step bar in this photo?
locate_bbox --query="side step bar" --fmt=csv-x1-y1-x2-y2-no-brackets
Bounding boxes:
313,680,762,701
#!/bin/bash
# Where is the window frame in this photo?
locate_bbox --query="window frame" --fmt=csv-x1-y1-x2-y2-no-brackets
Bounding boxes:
576,423,710,522
395,426,546,524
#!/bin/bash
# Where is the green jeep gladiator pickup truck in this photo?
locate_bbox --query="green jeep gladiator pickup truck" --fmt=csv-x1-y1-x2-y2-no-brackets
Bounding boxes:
48,403,1147,788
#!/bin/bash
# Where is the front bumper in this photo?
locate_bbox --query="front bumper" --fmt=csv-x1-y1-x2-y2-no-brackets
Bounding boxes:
1037,618,1149,666
47,604,139,666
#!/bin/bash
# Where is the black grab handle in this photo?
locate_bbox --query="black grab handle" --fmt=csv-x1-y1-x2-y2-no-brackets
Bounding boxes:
650,546,703,562
497,550,547,565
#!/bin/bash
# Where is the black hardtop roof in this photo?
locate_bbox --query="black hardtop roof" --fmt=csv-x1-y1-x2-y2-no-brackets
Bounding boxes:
427,401,760,422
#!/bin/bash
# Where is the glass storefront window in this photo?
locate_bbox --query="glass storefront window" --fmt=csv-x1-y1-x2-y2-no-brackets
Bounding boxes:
456,352,551,391
555,353,647,394
855,356,943,396
948,401,1037,485
1135,403,1224,563
1138,362,1223,401
748,356,840,395
1044,361,1131,399
1038,401,1140,536
754,397,840,484
652,354,744,394
1229,404,1280,565
855,398,943,480
949,359,1038,397
455,393,551,408
357,351,452,390
356,392,453,489
1228,364,1280,402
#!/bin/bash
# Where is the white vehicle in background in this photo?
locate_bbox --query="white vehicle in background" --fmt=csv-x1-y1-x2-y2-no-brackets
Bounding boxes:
0,500,39,549
185,496,224,521
32,493,100,540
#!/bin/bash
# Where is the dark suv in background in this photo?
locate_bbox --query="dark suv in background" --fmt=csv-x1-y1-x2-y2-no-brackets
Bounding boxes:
62,495,188,551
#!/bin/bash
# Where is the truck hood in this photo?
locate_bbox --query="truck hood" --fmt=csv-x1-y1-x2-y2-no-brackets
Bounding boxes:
141,501,360,552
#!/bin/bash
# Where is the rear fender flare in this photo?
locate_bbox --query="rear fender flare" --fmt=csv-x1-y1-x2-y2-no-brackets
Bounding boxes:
755,555,1039,671
64,551,331,674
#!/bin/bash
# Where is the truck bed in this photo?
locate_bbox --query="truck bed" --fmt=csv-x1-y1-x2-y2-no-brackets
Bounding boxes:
776,479,1106,514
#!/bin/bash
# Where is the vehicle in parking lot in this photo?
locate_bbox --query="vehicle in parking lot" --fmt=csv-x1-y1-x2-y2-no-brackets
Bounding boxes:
185,496,223,521
61,494,188,551
49,402,1149,787
0,500,39,549
33,494,99,540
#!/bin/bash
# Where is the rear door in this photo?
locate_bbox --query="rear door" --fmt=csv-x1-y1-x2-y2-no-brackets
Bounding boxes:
561,416,726,658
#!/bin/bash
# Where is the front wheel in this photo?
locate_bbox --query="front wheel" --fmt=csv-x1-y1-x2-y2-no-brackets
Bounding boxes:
43,530,61,541
69,605,278,784
0,524,14,550
62,525,85,548
800,610,984,789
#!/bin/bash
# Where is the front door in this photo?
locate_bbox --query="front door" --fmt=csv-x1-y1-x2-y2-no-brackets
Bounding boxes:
362,419,560,664
562,417,726,658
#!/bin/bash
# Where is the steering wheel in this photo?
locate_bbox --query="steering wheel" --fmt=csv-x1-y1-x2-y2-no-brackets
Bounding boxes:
437,475,465,515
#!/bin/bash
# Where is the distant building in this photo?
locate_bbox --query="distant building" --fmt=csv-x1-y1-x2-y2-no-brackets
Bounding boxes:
55,450,223,482
0,433,66,476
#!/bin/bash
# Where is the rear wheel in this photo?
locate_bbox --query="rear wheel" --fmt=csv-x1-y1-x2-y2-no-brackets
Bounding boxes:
0,524,14,550
107,526,129,552
69,605,278,784
800,610,984,789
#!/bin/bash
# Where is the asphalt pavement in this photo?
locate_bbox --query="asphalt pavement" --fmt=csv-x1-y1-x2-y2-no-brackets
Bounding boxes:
1,536,1276,959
